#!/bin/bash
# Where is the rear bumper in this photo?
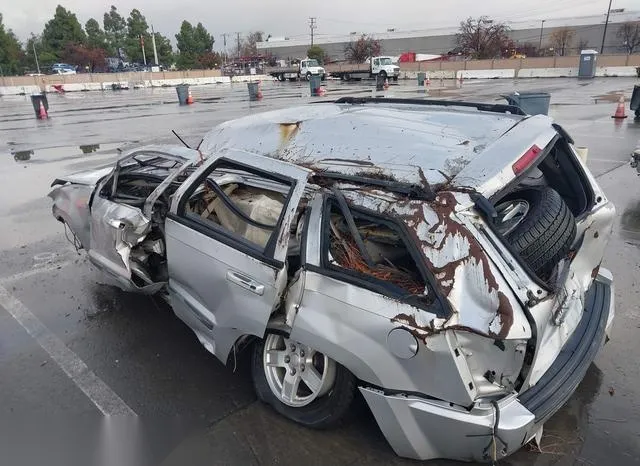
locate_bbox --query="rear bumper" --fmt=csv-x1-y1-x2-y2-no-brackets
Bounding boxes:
361,272,613,462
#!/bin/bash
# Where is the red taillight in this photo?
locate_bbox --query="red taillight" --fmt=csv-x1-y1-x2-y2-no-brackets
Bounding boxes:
512,145,542,175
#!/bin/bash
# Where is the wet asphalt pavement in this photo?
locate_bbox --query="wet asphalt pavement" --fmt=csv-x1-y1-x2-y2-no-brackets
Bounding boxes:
1,77,640,466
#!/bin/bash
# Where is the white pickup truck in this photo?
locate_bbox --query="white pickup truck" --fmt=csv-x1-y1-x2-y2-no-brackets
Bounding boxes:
326,56,400,81
267,59,326,81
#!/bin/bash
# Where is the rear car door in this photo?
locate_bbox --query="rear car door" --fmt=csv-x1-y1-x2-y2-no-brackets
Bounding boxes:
286,193,480,406
165,150,310,362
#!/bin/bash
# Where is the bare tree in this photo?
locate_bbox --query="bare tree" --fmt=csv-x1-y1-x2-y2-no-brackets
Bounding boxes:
344,35,381,63
234,31,264,57
617,21,640,54
549,27,575,56
577,38,589,52
456,17,510,59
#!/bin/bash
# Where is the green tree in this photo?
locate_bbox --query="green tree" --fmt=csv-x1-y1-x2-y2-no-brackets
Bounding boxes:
307,45,325,64
0,13,24,75
41,5,87,61
125,8,150,63
103,5,126,58
85,18,107,50
175,21,214,69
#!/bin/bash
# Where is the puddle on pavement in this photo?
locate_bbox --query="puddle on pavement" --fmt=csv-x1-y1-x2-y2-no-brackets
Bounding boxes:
593,90,626,104
619,200,640,242
11,142,124,163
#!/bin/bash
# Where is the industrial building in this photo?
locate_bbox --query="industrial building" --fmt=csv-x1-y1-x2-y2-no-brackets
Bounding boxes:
257,10,640,61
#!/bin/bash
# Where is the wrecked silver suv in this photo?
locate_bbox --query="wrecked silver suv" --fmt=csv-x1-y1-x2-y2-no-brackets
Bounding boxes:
49,98,615,462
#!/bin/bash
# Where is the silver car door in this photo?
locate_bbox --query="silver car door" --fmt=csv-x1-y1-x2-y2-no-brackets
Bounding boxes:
165,150,310,363
87,148,198,292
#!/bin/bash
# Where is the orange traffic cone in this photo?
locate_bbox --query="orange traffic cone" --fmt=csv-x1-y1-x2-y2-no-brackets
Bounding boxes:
318,86,327,96
611,96,627,119
186,88,194,105
257,81,263,99
383,78,389,90
38,100,48,119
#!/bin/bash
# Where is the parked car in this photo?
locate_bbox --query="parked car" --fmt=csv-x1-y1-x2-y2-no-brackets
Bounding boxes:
50,63,77,75
49,97,615,462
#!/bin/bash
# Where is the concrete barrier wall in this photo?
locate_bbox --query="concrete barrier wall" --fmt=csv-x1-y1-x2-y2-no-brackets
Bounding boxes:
457,69,516,79
595,66,638,77
517,67,577,78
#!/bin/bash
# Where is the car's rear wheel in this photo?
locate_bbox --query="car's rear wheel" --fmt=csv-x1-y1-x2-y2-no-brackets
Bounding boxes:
252,333,356,429
495,187,576,278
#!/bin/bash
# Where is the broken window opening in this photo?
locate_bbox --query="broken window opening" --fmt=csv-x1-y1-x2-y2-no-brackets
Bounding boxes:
326,201,433,303
185,168,290,252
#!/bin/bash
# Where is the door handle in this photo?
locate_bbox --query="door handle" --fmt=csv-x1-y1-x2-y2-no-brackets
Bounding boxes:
226,271,265,296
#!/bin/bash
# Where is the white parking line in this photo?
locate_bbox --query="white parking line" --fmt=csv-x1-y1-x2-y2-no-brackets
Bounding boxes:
0,284,136,416
0,261,73,284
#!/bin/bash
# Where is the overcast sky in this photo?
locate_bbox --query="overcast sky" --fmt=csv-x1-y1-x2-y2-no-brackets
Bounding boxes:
3,0,637,47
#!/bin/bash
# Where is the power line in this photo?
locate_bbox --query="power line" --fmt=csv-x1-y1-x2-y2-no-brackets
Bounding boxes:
309,17,317,46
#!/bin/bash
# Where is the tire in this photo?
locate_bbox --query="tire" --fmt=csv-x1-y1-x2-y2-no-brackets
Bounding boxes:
278,73,285,82
393,76,399,82
344,73,350,81
252,333,356,429
495,187,576,278
306,72,312,81
379,70,387,79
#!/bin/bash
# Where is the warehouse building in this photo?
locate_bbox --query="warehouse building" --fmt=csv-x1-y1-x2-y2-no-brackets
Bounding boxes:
257,10,640,61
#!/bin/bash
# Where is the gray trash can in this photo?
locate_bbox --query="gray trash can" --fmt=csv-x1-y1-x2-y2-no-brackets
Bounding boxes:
30,93,49,118
247,82,260,101
417,72,426,86
578,49,598,79
309,75,322,96
630,85,640,120
502,92,551,116
176,84,189,105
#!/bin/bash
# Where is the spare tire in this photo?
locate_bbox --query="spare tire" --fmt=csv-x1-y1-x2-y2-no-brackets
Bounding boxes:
494,187,576,278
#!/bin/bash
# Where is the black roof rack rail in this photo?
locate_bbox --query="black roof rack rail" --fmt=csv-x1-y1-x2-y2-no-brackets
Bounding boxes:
310,171,436,201
332,96,526,116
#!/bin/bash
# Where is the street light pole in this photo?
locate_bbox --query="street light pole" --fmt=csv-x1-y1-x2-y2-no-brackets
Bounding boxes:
600,0,613,54
33,41,41,74
538,20,546,52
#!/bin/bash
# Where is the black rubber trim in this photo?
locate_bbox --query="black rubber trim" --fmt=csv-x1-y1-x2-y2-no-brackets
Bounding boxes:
332,96,527,116
519,279,611,421
311,172,435,201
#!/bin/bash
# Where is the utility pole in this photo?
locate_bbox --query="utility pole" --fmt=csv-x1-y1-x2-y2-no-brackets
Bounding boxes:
237,32,241,59
151,24,159,66
221,33,228,64
33,41,41,75
140,35,147,66
309,17,317,46
538,20,546,52
600,0,613,54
